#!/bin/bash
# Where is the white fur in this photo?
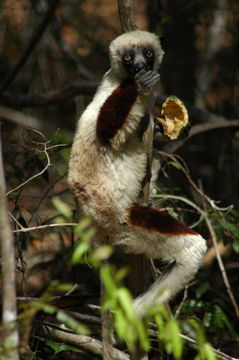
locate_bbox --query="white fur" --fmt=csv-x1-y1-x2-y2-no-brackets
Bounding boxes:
68,31,207,317
109,30,164,78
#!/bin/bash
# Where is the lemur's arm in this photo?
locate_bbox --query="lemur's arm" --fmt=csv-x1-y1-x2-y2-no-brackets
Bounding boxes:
96,71,160,150
96,78,138,148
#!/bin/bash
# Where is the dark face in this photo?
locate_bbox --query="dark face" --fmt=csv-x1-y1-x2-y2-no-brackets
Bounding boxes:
122,46,155,78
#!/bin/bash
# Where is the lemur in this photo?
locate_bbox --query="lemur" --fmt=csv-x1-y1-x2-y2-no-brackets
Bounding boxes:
68,30,207,317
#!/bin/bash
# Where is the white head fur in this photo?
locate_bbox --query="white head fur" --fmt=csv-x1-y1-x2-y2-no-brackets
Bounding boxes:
109,30,164,78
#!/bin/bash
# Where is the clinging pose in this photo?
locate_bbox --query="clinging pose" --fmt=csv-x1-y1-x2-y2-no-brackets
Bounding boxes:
68,30,207,316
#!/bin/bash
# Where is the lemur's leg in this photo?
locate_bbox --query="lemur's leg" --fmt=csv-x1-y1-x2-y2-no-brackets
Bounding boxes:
117,205,207,317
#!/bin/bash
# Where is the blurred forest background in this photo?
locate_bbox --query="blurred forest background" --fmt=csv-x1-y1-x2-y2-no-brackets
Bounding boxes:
0,0,239,359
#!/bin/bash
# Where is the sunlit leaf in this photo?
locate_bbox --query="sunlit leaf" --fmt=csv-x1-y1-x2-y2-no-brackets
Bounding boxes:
203,343,217,360
100,264,117,294
116,288,134,320
168,160,182,170
71,241,90,264
56,310,89,335
52,197,72,219
91,245,113,265
45,340,83,354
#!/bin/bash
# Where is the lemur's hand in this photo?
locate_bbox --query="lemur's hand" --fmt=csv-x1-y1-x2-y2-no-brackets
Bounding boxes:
135,69,160,95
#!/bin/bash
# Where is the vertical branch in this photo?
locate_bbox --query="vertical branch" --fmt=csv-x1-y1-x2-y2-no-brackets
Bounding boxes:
115,2,154,360
0,126,19,359
101,308,114,360
117,0,137,32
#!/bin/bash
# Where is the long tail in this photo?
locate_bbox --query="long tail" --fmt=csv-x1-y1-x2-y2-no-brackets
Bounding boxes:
132,234,206,316
125,205,207,317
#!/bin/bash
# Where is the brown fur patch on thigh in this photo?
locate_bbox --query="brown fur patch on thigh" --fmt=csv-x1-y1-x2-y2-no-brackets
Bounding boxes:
128,205,197,235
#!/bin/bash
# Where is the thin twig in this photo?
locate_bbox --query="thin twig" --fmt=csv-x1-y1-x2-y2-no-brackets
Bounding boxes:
1,80,98,108
0,106,41,129
203,212,239,317
12,222,78,233
6,131,65,197
149,327,239,360
158,151,233,211
174,286,188,319
28,172,67,225
180,334,239,360
6,142,51,196
152,193,239,318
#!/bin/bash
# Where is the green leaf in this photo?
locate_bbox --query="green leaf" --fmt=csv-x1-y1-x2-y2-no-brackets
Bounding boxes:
203,312,212,328
188,318,206,345
203,343,217,360
168,161,182,170
100,265,117,294
116,288,134,320
232,239,239,253
165,320,183,359
45,340,83,354
90,245,113,265
195,282,209,299
134,318,150,352
155,313,164,337
41,304,56,314
115,267,129,282
75,216,93,233
52,197,72,219
56,311,89,335
114,309,128,340
223,222,239,238
213,305,238,337
71,241,90,264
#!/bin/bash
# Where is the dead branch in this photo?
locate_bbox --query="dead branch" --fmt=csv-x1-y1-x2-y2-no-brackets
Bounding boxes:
0,106,41,129
162,118,239,153
102,309,114,360
0,80,98,108
0,0,61,93
116,4,150,360
41,325,130,360
0,127,19,358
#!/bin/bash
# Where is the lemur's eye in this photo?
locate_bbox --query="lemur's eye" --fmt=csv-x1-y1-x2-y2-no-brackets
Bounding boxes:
123,54,132,62
146,50,153,58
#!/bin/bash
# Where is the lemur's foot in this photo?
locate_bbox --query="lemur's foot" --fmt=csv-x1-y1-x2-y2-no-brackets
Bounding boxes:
135,69,160,95
155,96,189,140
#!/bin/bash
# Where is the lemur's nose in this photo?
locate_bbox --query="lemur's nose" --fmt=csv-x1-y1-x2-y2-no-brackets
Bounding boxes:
134,62,147,74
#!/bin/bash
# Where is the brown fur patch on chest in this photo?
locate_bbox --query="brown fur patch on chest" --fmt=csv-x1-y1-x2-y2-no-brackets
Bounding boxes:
96,79,137,145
